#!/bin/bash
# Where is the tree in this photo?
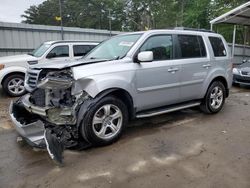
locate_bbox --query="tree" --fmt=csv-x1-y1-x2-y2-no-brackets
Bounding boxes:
21,0,250,44
22,0,61,26
22,0,125,30
182,0,211,29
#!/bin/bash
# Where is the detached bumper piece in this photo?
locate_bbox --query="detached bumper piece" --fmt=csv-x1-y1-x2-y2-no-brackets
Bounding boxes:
10,99,92,165
44,129,64,165
10,100,46,148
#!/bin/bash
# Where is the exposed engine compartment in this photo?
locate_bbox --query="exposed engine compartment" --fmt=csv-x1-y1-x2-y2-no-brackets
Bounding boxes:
12,68,93,164
26,68,90,125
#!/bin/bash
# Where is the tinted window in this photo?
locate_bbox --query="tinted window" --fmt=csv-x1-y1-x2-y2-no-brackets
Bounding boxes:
140,35,173,61
178,35,206,58
209,37,227,57
47,45,69,58
73,45,96,57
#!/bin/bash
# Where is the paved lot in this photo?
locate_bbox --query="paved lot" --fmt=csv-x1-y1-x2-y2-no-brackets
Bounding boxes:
1,87,250,188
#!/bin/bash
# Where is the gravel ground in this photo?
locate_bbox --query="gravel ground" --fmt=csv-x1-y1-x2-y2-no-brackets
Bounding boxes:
1,86,250,188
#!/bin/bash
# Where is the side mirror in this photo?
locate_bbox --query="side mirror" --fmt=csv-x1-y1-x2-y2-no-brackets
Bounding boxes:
47,52,56,59
137,51,153,62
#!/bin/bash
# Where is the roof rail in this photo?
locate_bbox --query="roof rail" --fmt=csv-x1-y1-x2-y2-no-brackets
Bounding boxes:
174,27,215,33
52,40,100,44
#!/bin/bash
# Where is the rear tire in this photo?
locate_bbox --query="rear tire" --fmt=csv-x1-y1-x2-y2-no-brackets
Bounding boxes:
2,74,26,97
200,81,226,114
80,96,128,146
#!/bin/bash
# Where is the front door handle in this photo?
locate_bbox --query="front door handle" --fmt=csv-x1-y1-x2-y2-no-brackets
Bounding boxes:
203,64,212,68
168,67,179,73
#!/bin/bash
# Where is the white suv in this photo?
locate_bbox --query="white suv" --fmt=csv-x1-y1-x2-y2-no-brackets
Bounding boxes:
0,41,98,96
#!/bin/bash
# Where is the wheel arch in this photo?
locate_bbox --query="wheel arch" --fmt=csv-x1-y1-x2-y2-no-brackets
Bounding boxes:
208,76,229,97
96,88,135,120
1,71,25,85
0,66,26,85
76,87,134,144
202,75,229,98
77,87,135,130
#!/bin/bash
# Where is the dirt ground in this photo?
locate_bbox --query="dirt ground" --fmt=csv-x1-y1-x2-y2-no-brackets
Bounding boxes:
1,86,250,188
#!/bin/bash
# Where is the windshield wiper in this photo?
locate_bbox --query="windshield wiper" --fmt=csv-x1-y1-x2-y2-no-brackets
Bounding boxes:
87,56,121,61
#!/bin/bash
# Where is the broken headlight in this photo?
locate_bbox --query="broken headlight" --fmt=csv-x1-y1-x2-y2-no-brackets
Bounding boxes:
37,69,73,90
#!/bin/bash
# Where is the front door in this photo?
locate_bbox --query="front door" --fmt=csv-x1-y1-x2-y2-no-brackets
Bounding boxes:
135,34,181,111
42,45,70,63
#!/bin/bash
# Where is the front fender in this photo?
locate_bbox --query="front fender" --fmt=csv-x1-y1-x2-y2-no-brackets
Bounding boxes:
72,75,136,98
0,66,27,84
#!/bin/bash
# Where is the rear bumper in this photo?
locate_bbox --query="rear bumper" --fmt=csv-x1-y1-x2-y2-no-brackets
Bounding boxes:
9,100,46,148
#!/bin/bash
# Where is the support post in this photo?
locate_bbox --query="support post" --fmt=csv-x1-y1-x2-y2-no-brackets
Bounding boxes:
232,25,237,58
210,23,213,31
59,0,64,40
243,26,247,60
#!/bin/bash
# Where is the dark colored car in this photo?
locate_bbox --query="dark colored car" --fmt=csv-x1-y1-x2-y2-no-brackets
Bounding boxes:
233,60,250,86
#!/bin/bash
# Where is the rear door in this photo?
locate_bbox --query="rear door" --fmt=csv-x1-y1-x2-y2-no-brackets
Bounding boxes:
176,34,210,101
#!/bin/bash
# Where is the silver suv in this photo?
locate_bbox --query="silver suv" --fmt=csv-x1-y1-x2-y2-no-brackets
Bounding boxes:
10,29,232,162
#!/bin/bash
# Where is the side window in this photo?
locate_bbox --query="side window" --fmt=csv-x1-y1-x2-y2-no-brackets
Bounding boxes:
73,45,96,57
178,35,206,58
209,37,227,57
47,45,69,58
139,35,173,61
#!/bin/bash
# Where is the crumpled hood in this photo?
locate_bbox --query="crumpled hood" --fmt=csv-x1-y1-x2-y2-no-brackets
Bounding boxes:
30,58,108,70
0,54,37,65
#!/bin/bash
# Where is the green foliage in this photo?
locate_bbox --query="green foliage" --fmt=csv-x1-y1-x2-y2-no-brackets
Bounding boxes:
21,0,250,43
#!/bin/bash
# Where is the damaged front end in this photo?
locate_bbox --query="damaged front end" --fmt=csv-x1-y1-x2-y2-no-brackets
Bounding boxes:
10,68,91,164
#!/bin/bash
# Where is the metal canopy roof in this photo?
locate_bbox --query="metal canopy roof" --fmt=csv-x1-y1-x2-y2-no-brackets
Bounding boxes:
210,1,250,26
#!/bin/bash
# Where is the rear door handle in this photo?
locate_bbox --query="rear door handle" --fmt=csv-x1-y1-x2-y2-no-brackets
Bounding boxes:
168,67,179,73
203,64,211,68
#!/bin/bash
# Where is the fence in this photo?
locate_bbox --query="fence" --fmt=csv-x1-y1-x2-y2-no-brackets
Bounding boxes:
228,43,250,64
0,21,249,63
0,21,121,57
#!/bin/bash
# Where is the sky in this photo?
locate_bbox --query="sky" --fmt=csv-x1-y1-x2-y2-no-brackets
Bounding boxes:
0,0,45,23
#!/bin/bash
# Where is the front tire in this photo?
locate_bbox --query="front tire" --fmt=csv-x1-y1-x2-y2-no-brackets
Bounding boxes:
80,96,128,146
2,74,26,97
200,81,226,114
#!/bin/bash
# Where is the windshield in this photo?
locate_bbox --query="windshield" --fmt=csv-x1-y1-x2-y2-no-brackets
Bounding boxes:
29,43,51,57
85,34,142,60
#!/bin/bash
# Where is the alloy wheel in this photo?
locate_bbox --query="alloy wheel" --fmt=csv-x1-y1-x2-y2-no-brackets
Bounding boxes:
210,86,223,110
7,78,25,95
92,104,123,140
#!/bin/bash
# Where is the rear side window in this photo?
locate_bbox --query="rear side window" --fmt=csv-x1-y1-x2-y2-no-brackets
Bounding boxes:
73,45,96,57
139,35,173,61
178,35,206,58
209,37,227,57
